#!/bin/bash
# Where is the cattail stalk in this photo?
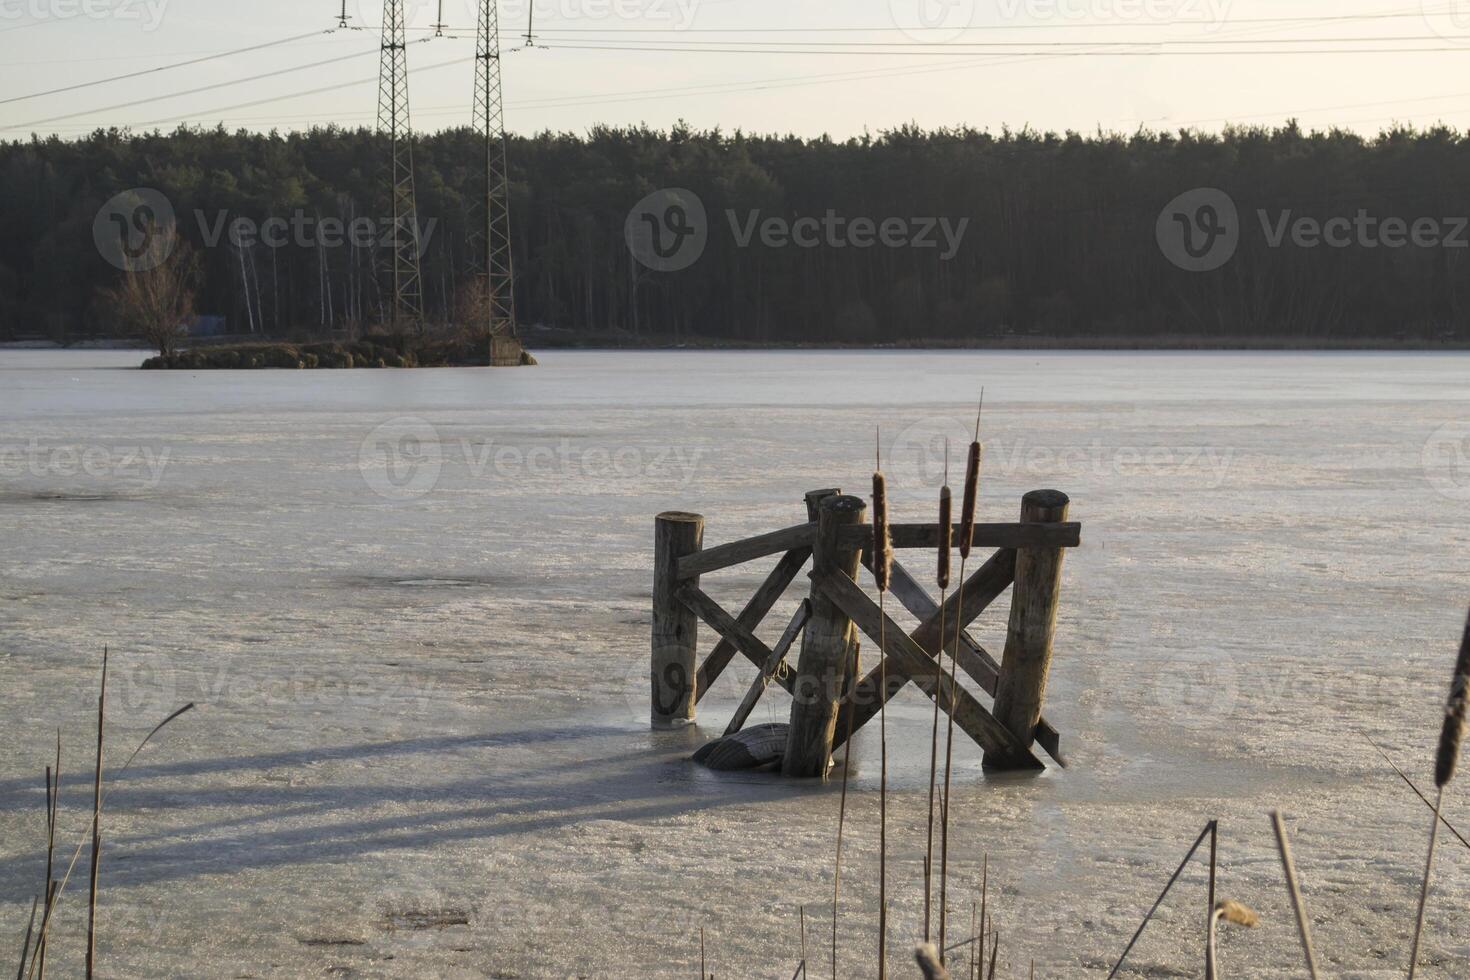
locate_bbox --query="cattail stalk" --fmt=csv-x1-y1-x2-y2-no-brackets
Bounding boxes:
1269,812,1318,980
873,434,892,980
830,636,860,980
925,469,952,942
978,856,987,980
85,647,107,980
1408,609,1470,979
940,404,982,960
1206,900,1259,980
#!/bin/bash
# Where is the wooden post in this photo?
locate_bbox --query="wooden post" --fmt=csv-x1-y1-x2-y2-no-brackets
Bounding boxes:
783,493,866,778
652,511,704,728
986,489,1069,769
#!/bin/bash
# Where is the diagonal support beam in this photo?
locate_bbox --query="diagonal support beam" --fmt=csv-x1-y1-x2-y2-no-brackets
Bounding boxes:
679,583,798,698
724,600,811,736
813,570,1041,768
835,550,1014,747
876,555,1064,765
693,548,810,700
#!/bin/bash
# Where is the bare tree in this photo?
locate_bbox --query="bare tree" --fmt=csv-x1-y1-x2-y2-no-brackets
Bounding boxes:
101,235,200,358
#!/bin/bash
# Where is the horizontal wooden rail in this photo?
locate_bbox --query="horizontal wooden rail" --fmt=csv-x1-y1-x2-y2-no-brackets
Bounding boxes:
677,522,815,580
840,521,1080,553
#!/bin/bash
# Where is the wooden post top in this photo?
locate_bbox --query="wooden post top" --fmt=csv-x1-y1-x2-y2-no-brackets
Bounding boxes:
1021,489,1070,513
819,494,867,516
656,511,705,524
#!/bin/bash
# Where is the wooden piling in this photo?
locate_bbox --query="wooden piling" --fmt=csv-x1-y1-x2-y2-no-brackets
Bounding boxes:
986,489,1070,769
652,511,704,728
784,493,867,777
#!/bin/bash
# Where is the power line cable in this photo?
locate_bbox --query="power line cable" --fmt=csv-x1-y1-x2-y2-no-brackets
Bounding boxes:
0,30,335,107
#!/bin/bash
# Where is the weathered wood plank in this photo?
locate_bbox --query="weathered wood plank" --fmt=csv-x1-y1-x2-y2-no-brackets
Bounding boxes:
724,600,811,736
694,548,810,700
678,584,798,698
839,521,1080,553
875,556,1064,765
784,495,867,778
652,512,703,727
987,490,1070,770
677,522,815,579
814,570,1040,767
835,551,1014,748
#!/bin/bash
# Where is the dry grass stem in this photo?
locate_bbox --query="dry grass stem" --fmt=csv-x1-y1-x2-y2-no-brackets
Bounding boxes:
1269,811,1319,980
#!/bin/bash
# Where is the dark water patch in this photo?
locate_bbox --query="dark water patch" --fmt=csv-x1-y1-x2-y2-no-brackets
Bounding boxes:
0,490,162,504
341,574,512,590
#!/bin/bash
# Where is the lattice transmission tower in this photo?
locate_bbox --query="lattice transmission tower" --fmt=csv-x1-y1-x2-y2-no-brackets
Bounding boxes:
474,0,518,342
377,0,423,330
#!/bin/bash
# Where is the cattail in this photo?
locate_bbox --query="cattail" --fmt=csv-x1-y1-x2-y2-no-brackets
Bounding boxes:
873,471,892,594
1207,900,1259,980
937,485,952,590
1410,608,1470,979
1214,900,1259,928
1434,610,1470,788
959,441,980,560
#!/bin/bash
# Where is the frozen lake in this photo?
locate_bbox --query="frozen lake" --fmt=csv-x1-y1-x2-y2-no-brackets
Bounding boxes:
2,348,1469,977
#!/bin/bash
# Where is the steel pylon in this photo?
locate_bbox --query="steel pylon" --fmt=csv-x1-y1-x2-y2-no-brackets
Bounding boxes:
377,0,423,331
474,0,517,340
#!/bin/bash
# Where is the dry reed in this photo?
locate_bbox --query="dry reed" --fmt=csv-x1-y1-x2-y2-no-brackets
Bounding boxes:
925,447,953,942
939,398,983,961
22,654,193,980
915,943,950,980
1205,899,1259,980
1268,811,1319,979
85,647,107,980
872,431,892,980
830,634,860,980
1107,823,1214,979
1408,609,1470,979
1363,735,1470,850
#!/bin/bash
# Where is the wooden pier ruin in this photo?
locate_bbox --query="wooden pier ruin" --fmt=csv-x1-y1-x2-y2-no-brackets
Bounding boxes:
651,487,1080,774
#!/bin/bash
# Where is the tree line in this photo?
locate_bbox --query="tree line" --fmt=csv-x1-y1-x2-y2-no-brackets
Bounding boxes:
2,121,1469,346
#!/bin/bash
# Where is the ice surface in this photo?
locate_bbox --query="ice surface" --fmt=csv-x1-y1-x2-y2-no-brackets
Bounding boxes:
1,349,1468,977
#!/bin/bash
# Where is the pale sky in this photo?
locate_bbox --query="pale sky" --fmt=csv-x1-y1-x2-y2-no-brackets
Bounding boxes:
3,0,1470,140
